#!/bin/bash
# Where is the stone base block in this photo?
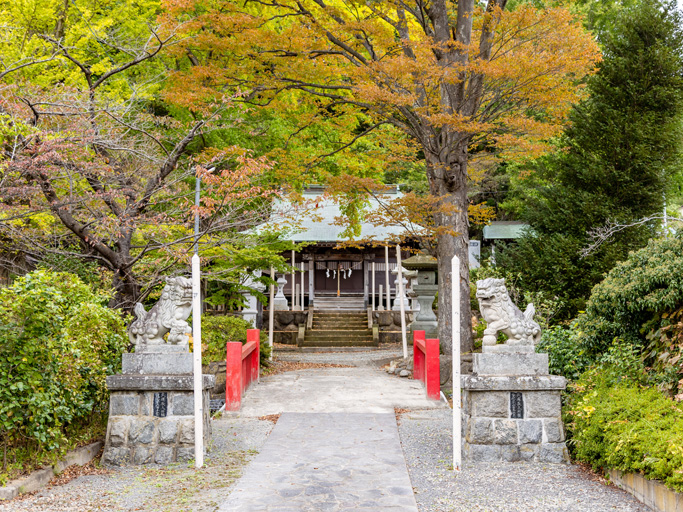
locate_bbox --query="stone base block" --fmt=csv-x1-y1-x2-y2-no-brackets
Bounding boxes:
464,442,569,463
409,322,438,339
482,344,535,354
473,353,549,376
103,373,214,466
122,353,193,375
461,373,569,464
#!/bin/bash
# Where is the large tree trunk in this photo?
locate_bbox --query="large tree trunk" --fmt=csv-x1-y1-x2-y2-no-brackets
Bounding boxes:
110,264,141,311
427,138,474,354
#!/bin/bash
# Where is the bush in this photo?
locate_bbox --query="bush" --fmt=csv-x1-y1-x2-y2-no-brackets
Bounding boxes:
0,270,127,478
566,369,683,491
574,236,683,395
201,315,271,366
536,325,592,381
576,236,683,355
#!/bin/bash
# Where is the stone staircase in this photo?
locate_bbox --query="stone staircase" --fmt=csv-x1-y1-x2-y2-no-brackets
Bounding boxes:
313,296,365,311
301,311,377,348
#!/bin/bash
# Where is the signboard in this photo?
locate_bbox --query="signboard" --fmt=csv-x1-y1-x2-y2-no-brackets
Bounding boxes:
469,240,481,268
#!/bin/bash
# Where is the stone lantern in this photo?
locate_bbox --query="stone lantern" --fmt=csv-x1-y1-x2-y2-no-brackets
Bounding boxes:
402,252,438,338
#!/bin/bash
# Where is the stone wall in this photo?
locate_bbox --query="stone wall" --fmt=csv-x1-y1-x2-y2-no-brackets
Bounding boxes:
462,388,568,463
372,310,414,343
104,387,211,465
263,310,308,344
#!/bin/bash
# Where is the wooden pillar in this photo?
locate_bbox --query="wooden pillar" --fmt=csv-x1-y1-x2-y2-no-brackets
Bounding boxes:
291,250,295,308
308,257,315,306
363,260,369,308
371,262,376,312
384,245,390,310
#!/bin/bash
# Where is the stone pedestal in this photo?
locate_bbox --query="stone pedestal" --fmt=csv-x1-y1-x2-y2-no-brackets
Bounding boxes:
461,346,569,463
273,275,289,311
103,352,215,466
241,273,265,327
391,270,410,311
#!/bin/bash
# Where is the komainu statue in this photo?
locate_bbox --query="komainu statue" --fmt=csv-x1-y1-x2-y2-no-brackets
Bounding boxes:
128,277,193,351
476,278,541,347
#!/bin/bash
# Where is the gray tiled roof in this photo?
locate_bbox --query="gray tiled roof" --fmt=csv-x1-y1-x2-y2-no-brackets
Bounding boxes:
264,187,411,243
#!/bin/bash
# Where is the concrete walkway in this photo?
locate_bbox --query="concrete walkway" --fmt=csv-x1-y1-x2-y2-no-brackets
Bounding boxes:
239,366,446,417
218,413,418,511
218,352,441,511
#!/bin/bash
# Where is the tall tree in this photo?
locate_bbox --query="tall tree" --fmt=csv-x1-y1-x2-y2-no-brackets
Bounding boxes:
499,0,683,316
165,0,600,350
0,0,280,308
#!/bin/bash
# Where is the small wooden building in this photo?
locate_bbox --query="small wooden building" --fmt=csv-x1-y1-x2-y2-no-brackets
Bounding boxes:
271,185,415,310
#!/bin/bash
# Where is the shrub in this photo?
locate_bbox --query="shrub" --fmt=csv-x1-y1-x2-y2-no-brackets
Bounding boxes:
566,369,683,491
201,315,271,366
576,236,683,355
574,236,683,395
536,325,592,381
0,270,127,477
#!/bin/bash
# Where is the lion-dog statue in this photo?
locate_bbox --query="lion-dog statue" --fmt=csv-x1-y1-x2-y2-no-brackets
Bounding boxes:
476,277,541,347
128,276,193,351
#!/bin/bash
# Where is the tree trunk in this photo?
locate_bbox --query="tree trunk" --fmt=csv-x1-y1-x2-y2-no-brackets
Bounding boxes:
427,138,474,354
110,265,141,311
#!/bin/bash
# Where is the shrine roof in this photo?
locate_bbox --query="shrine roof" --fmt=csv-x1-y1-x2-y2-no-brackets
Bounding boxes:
263,185,411,243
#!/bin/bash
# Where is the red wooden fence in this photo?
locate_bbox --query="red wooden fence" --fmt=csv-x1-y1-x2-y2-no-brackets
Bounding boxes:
413,330,441,400
225,329,260,411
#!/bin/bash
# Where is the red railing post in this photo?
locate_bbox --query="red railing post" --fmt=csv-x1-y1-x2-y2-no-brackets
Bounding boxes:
225,341,243,411
425,338,441,400
413,330,426,382
225,330,261,412
247,329,260,385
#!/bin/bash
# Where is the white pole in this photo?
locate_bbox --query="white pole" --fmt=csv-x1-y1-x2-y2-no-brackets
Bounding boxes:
378,285,383,311
291,250,295,310
371,262,375,312
384,246,390,310
301,262,305,309
192,171,204,469
452,254,462,472
268,266,274,361
192,253,203,468
396,245,408,359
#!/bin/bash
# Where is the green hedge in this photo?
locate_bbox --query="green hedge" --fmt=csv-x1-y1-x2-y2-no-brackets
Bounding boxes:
576,236,683,357
566,367,683,492
201,315,271,366
536,325,592,382
0,270,127,479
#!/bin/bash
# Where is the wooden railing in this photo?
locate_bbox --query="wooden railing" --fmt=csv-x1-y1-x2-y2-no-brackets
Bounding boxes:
413,330,441,400
225,329,260,411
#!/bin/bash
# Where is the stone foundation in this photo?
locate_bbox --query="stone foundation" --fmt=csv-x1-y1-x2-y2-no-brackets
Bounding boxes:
462,351,569,463
103,353,214,466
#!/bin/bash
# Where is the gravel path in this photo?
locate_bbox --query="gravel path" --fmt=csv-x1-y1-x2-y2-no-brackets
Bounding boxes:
0,418,273,512
398,408,651,512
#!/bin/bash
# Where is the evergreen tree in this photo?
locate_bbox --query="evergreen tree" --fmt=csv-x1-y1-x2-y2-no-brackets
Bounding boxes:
500,0,683,316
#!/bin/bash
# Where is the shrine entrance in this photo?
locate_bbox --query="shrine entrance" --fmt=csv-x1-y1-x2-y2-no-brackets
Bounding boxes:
314,261,364,297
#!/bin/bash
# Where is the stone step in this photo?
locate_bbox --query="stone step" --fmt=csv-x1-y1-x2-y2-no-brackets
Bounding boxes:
304,336,374,342
312,322,369,328
306,327,372,336
300,340,377,348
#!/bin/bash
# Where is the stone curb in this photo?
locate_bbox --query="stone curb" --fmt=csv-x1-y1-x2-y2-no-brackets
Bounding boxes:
0,440,103,501
609,469,683,512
